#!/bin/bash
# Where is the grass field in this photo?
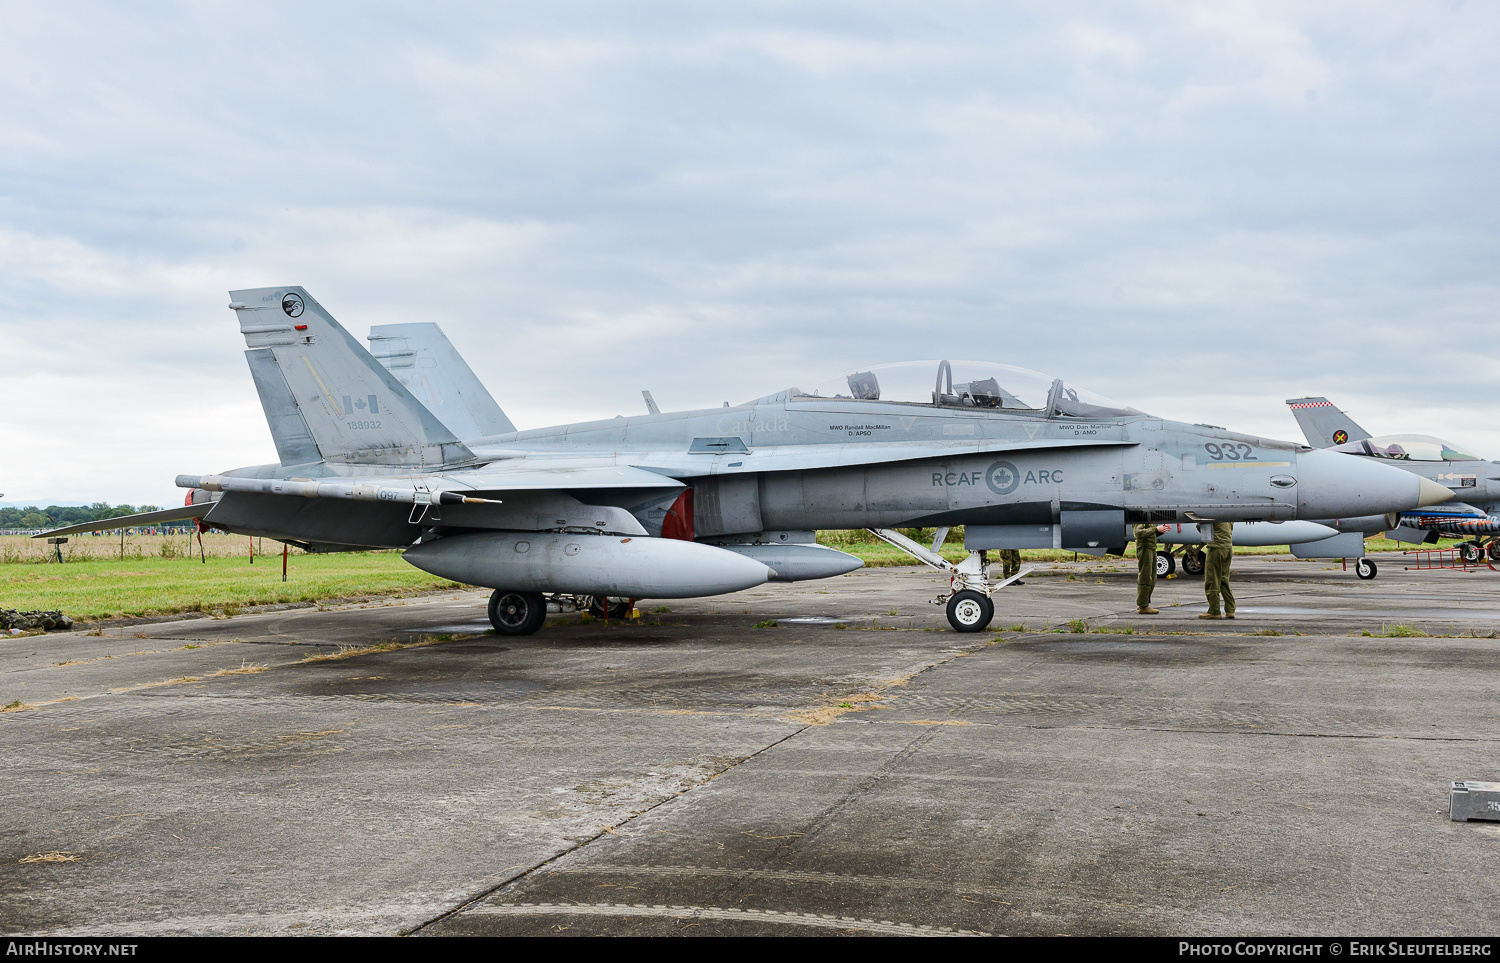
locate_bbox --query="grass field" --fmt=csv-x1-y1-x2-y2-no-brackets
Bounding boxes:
0,529,1471,624
0,540,462,622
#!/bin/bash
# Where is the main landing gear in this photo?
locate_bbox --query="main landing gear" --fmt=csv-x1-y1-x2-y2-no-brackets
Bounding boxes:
866,528,1032,633
1455,540,1500,564
1155,552,1176,577
488,589,547,636
486,590,635,635
1168,546,1205,577
586,596,633,620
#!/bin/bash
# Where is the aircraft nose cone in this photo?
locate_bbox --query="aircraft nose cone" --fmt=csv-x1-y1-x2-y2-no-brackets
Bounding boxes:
1295,448,1450,519
1416,477,1455,508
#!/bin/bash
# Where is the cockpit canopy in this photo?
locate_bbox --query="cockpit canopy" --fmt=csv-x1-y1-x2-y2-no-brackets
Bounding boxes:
1333,433,1481,462
749,360,1145,419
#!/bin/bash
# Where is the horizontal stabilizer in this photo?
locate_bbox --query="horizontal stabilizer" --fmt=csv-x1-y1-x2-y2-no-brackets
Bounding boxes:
229,287,476,468
32,503,213,539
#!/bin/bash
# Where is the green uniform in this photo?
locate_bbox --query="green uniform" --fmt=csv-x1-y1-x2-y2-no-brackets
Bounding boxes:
1134,523,1159,608
1204,522,1235,616
1000,549,1022,579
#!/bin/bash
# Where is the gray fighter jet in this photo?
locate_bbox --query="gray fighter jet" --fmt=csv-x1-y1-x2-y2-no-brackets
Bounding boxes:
39,287,1452,634
1289,397,1500,562
364,325,1391,583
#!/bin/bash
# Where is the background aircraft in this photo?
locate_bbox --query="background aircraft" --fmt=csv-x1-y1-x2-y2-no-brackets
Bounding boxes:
40,288,1451,633
1288,397,1500,562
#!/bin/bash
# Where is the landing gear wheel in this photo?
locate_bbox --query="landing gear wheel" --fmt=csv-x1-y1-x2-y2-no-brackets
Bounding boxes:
1487,543,1500,562
1459,542,1483,563
488,589,547,636
1181,551,1205,577
946,590,994,633
1355,557,1377,580
587,596,631,620
1156,552,1176,577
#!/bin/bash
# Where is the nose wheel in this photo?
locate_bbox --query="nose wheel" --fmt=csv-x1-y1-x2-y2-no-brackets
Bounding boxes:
864,529,1017,632
946,590,995,632
1355,557,1378,580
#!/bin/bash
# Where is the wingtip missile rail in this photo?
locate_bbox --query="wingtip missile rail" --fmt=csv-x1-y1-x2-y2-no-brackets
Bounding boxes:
176,474,504,508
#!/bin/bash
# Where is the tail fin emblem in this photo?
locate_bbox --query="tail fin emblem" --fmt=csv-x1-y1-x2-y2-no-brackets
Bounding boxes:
1333,429,1348,444
282,293,305,318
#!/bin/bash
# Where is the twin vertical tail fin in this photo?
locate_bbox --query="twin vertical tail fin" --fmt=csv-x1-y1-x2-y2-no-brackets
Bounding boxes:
1286,397,1372,449
367,323,515,440
231,286,477,468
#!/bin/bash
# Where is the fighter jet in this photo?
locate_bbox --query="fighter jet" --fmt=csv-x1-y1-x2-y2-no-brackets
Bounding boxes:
374,325,1396,584
39,287,1452,634
1289,397,1500,562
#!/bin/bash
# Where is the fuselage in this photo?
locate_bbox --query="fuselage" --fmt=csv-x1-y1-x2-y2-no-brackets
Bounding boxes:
205,397,1443,553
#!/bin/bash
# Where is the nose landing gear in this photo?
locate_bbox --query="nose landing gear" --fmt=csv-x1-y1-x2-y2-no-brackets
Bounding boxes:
866,528,1032,633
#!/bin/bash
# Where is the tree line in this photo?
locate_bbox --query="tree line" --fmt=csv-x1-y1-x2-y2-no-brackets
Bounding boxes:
1,502,162,530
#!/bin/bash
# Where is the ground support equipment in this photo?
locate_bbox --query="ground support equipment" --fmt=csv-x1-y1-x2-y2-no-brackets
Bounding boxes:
1401,548,1498,573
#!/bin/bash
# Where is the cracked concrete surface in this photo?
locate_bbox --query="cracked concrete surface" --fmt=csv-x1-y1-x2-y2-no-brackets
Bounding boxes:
2,558,1498,936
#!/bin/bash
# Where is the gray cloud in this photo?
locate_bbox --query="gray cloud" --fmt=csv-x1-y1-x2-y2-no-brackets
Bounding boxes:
2,2,1497,503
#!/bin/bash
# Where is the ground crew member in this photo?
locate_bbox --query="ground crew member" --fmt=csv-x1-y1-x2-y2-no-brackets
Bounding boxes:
1134,522,1170,614
1200,521,1235,619
1000,548,1023,584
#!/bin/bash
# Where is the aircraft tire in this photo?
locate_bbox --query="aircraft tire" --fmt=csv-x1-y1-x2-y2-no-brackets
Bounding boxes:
587,596,632,620
1155,552,1175,577
1489,543,1500,563
1459,542,1483,564
1355,558,1377,580
1181,552,1205,577
946,591,994,633
488,589,548,635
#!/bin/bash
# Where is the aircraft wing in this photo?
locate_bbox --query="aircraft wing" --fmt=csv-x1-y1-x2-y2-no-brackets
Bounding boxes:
184,438,1128,506
179,463,682,500
173,438,1129,547
32,503,214,538
620,436,1135,477
178,463,684,545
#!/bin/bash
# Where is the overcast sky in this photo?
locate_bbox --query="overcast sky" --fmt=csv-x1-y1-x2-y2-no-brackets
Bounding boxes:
2,2,1496,506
